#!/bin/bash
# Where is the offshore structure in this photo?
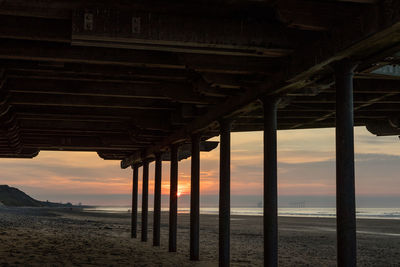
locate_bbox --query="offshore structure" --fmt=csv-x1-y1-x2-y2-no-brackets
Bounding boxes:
1,0,400,266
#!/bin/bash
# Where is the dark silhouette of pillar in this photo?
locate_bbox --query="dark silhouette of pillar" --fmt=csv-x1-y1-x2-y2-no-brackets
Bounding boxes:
141,160,149,242
190,134,200,261
169,144,179,252
219,119,231,267
131,165,139,238
263,97,279,267
153,153,162,246
335,59,357,267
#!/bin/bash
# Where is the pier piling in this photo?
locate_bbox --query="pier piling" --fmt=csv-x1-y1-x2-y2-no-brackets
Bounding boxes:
335,60,357,267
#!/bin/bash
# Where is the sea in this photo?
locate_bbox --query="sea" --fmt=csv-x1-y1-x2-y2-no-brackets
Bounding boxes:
83,206,400,220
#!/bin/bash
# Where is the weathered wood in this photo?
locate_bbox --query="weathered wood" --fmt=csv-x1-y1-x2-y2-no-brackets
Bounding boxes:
4,61,189,80
162,141,219,161
15,106,173,129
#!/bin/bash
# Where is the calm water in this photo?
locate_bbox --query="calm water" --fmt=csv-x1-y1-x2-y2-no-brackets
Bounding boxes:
84,206,400,219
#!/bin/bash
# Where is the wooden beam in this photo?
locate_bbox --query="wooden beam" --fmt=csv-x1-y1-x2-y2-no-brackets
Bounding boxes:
0,39,184,69
22,136,141,151
17,119,128,132
0,39,286,75
9,92,176,110
182,54,284,75
7,78,219,105
14,105,171,121
98,151,134,160
7,65,189,82
290,93,400,104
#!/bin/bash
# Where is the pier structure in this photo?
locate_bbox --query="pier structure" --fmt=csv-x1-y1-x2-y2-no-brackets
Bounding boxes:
1,1,400,266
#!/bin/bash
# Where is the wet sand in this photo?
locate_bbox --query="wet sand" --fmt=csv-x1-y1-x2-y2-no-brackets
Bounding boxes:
0,207,399,266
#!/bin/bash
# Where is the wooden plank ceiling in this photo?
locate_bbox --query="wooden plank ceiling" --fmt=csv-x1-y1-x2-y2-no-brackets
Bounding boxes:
0,0,399,167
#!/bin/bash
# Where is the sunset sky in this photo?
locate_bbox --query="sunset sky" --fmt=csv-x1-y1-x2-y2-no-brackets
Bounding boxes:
1,126,399,207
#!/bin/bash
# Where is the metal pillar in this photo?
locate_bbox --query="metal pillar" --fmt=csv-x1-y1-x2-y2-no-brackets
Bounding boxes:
335,60,357,267
190,134,201,261
263,98,279,267
169,144,179,252
141,160,149,242
131,165,139,238
219,119,231,267
153,153,162,246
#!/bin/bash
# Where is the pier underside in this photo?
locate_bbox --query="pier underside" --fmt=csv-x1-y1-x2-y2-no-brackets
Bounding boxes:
0,0,398,163
1,0,400,266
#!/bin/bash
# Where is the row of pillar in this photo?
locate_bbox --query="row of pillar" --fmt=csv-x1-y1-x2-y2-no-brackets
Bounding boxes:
130,59,357,267
130,137,201,259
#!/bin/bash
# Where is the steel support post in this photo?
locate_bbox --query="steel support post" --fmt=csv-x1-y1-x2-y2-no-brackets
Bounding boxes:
190,134,201,261
335,60,357,267
169,144,179,252
131,165,139,238
141,160,149,242
263,98,279,267
219,119,231,267
153,153,162,246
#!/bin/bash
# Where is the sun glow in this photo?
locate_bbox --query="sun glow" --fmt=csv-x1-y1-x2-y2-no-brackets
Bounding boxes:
177,191,182,197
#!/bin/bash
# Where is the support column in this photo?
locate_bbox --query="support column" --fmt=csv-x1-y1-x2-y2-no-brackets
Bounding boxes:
335,60,357,267
131,165,139,238
190,134,201,261
141,160,149,242
153,153,162,246
219,119,231,267
263,98,279,267
169,144,179,252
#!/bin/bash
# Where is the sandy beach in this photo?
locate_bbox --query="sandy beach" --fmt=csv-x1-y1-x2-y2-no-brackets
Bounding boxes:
0,207,399,266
